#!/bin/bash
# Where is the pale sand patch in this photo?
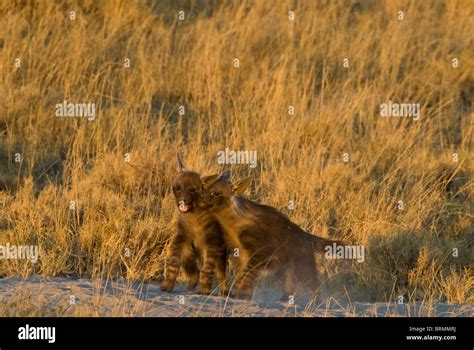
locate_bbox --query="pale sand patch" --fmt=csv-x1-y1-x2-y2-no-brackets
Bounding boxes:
0,276,472,317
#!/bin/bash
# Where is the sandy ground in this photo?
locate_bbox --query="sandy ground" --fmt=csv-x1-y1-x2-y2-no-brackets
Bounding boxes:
0,276,472,317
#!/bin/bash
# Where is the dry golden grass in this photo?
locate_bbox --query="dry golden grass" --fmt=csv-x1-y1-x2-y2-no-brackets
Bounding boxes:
0,0,472,312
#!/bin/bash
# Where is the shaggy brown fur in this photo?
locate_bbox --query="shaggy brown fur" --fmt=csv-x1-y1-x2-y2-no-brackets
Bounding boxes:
160,155,228,295
201,171,344,299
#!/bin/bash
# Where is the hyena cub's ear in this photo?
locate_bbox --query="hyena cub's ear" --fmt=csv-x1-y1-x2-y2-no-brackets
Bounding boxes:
201,170,230,188
218,170,231,182
231,177,252,195
201,174,220,186
176,153,186,172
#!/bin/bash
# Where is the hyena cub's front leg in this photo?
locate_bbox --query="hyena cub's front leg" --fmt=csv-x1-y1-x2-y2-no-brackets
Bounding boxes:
196,247,228,295
196,251,229,295
215,251,231,295
161,231,186,292
234,260,261,299
233,249,267,299
233,232,266,298
194,221,228,294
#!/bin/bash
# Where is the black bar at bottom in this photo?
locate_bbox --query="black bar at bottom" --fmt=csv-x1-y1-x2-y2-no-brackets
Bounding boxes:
0,317,471,348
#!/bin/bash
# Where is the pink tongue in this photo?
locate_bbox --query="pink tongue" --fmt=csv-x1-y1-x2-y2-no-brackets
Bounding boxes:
179,202,189,213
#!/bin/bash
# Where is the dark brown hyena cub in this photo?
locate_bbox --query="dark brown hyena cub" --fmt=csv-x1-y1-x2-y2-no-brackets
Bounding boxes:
160,155,228,295
201,170,345,300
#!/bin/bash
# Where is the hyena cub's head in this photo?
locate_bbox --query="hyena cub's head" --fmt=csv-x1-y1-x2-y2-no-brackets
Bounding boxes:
200,170,252,211
172,154,209,214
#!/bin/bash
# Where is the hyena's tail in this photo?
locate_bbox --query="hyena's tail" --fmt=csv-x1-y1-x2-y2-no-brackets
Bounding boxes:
308,235,347,254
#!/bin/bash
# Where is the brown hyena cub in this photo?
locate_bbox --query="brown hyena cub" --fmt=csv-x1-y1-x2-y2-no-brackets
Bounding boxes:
201,170,345,300
160,155,228,295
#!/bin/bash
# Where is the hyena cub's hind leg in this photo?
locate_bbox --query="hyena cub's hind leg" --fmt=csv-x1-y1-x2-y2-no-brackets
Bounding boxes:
297,259,321,303
280,265,297,302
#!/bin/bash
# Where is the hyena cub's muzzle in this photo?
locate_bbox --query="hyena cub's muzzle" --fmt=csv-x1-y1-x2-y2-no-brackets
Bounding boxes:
176,187,207,213
196,191,213,210
178,199,190,213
